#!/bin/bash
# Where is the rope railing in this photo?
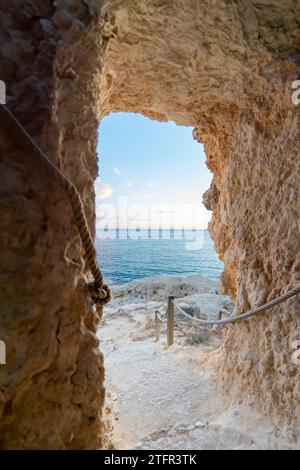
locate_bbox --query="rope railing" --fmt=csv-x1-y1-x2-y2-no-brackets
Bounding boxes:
165,286,300,345
0,104,111,314
2,104,299,327
172,285,300,328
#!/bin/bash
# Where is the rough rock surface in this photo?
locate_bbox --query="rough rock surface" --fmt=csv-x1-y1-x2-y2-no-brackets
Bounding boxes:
100,0,300,435
0,0,107,449
133,422,264,450
101,276,297,450
0,0,299,449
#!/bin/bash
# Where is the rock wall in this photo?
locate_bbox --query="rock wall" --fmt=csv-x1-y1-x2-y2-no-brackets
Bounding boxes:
99,0,300,434
0,0,299,448
0,0,107,449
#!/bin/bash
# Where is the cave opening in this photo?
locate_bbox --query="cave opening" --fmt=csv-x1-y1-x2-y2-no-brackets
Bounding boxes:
95,111,223,284
94,111,232,448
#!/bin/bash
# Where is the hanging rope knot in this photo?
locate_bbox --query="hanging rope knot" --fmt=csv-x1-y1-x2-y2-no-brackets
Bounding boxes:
88,282,112,306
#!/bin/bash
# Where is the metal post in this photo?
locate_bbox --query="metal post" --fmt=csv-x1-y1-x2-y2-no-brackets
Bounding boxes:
167,296,175,347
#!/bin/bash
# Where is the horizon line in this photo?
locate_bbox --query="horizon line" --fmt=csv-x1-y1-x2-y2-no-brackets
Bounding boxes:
96,227,209,231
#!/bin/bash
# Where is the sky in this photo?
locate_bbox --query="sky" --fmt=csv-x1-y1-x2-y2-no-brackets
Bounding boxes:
95,112,212,230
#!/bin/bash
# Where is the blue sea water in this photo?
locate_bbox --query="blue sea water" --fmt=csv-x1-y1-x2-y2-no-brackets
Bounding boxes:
95,229,223,285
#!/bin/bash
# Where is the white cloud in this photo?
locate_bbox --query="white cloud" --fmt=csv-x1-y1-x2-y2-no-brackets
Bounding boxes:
126,181,133,188
112,166,122,176
95,180,113,200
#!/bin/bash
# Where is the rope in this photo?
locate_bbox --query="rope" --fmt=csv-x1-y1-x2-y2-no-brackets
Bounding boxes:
173,285,300,327
2,103,299,322
0,104,111,310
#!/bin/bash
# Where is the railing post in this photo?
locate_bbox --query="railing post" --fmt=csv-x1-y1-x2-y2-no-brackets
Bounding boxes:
167,296,175,347
155,311,160,342
145,286,149,310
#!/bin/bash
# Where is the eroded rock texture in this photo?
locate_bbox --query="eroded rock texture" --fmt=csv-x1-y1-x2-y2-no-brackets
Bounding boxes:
100,0,300,433
0,0,107,449
101,0,300,434
0,0,299,449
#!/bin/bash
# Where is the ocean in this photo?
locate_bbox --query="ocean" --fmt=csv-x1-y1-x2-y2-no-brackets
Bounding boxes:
95,229,223,285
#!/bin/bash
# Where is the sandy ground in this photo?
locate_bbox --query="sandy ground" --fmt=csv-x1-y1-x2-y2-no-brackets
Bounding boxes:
98,275,299,450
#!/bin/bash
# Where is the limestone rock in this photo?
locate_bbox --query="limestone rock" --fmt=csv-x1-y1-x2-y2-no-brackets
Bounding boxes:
0,0,299,449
